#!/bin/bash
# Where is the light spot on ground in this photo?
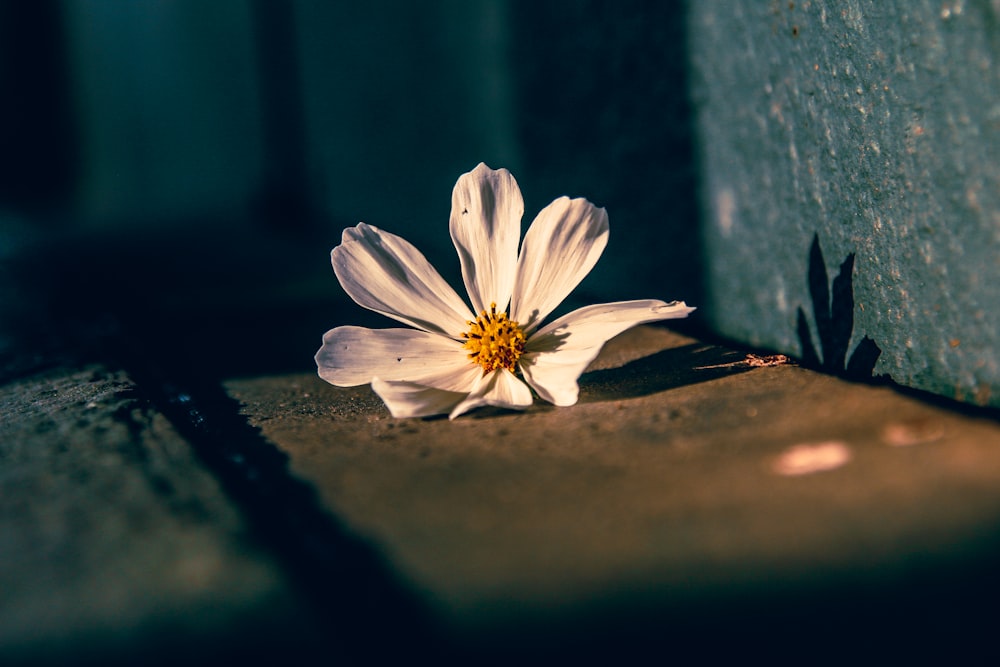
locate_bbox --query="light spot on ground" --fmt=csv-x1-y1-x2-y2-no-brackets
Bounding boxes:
772,441,852,476
882,419,945,447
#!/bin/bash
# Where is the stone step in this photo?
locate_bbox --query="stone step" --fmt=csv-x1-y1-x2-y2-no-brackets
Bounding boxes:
225,325,1000,659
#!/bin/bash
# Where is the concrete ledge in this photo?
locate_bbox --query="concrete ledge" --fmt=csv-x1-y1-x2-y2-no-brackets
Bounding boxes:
227,325,1000,656
0,364,314,663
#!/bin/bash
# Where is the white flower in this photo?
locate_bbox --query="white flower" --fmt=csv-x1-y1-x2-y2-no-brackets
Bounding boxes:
315,163,695,419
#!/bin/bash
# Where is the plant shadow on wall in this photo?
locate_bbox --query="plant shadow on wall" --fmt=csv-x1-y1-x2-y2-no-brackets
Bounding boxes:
797,234,882,379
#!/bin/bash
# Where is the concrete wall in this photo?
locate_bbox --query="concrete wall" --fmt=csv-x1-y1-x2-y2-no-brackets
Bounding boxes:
689,0,1000,406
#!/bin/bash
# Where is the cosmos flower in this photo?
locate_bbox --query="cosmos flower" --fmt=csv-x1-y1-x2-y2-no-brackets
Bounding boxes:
315,163,694,419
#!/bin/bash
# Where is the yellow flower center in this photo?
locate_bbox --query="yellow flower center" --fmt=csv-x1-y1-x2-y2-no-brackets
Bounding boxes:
462,302,527,374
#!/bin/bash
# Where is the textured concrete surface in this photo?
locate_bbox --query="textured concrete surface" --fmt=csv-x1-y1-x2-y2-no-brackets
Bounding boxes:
3,309,999,661
228,325,1000,655
4,168,999,662
689,0,1000,406
0,364,313,663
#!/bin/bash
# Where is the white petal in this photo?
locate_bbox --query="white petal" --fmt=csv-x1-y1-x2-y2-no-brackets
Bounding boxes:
449,163,523,315
315,326,481,391
520,300,695,406
371,378,471,419
333,223,473,337
448,369,533,420
510,197,609,334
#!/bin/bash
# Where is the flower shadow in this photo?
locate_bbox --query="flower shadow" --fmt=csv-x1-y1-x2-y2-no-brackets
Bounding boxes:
459,341,748,419
577,342,754,404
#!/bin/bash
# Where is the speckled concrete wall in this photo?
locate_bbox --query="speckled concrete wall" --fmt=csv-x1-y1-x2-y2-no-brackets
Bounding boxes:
689,0,1000,406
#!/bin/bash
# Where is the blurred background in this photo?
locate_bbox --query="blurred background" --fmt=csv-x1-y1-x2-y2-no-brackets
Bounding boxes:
3,0,998,400
1,0,699,382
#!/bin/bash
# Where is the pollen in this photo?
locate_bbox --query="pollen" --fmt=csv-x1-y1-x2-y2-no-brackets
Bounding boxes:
461,302,527,374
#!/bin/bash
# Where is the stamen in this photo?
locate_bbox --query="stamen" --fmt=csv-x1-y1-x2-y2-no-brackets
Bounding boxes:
461,304,527,374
